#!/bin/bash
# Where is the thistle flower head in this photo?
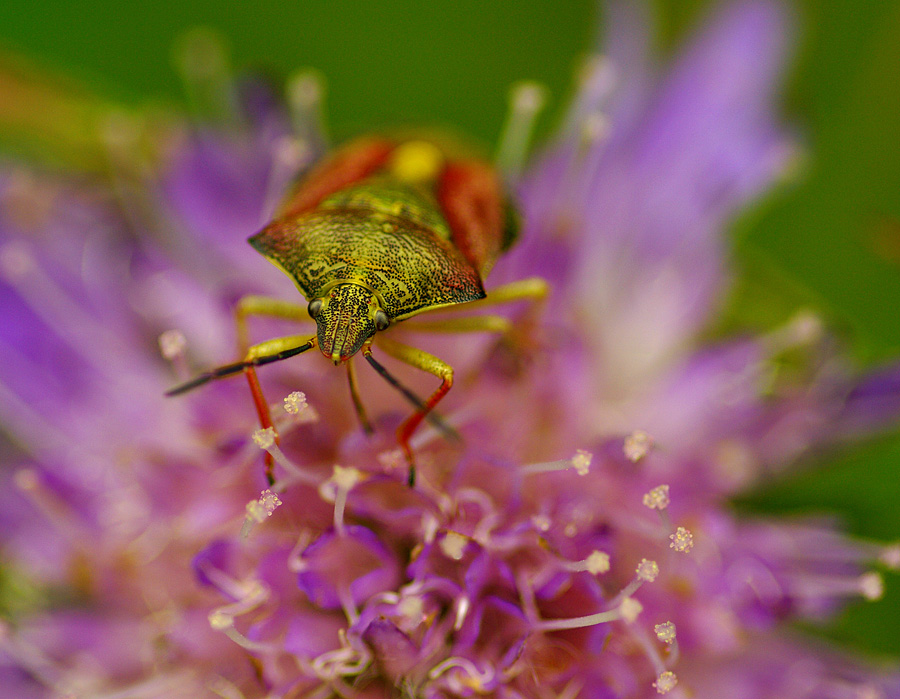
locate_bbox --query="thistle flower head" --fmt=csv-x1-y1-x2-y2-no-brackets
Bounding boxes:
2,3,900,698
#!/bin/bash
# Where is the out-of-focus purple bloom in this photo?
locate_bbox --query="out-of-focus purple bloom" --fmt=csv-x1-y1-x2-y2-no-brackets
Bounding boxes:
2,2,900,698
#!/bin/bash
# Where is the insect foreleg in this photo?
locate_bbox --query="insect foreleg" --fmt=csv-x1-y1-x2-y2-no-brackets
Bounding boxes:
240,335,317,484
371,336,454,487
235,295,311,351
166,335,316,485
346,359,373,435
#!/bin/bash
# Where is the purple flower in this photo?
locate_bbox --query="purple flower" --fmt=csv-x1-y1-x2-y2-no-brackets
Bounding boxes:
2,2,900,698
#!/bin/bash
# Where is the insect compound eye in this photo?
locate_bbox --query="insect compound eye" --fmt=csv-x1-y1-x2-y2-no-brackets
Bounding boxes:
307,298,323,319
374,309,390,332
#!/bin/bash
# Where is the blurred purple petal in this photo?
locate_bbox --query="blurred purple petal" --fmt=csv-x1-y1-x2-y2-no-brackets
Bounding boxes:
297,525,401,609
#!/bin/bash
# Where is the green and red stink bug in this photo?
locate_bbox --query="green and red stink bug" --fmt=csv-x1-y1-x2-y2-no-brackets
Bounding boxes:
167,135,547,486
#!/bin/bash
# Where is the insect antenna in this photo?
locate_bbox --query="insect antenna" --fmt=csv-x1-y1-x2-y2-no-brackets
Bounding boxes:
363,352,460,442
165,340,316,396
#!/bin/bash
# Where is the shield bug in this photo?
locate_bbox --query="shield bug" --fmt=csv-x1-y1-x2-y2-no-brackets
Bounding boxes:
167,135,547,486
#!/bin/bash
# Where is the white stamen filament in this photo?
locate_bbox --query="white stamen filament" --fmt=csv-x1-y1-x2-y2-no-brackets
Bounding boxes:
606,560,659,610
536,607,622,632
259,136,312,223
173,28,239,124
319,466,363,536
495,81,548,180
310,630,371,680
454,595,470,631
251,428,319,489
286,69,328,151
560,550,611,576
789,571,885,602
429,657,493,688
522,450,593,477
207,579,269,627
158,329,190,379
338,585,359,625
287,531,313,573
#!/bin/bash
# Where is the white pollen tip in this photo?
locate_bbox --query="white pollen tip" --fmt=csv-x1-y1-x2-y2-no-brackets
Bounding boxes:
586,550,611,575
619,597,642,624
669,527,694,553
636,559,660,583
273,135,310,169
252,427,276,450
208,610,233,630
653,671,678,694
581,111,610,144
331,465,363,490
510,80,548,114
377,448,405,472
624,430,654,463
287,69,325,109
570,449,593,475
283,391,308,415
532,514,551,532
879,544,900,570
158,329,187,360
860,572,884,601
654,621,677,644
439,532,469,561
642,484,670,510
245,489,282,523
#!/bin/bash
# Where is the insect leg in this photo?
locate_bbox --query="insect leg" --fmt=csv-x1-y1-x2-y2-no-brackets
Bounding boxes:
166,334,316,484
241,335,317,485
234,295,310,352
397,314,512,334
346,359,373,435
455,276,549,310
369,336,453,487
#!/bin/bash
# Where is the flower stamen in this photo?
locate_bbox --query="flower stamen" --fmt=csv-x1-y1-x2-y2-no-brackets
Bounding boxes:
522,449,593,476
495,81,547,180
251,427,318,489
624,430,654,463
286,69,327,154
318,465,363,536
669,527,694,553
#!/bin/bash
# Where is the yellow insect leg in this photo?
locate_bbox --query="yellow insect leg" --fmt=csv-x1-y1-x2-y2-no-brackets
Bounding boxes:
346,358,373,434
402,277,548,354
368,336,454,487
234,295,310,351
459,276,549,310
398,314,512,334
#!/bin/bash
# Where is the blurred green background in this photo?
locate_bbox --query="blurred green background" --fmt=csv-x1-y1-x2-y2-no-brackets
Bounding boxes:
1,0,898,659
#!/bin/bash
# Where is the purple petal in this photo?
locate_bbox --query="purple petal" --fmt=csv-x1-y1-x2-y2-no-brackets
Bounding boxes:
297,525,401,609
192,539,235,590
834,363,900,436
362,617,420,680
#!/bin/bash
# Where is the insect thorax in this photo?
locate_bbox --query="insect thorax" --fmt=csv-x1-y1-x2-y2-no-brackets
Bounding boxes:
249,177,486,321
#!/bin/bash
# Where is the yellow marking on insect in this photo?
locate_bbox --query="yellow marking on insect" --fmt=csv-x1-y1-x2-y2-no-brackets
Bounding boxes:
388,140,445,183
